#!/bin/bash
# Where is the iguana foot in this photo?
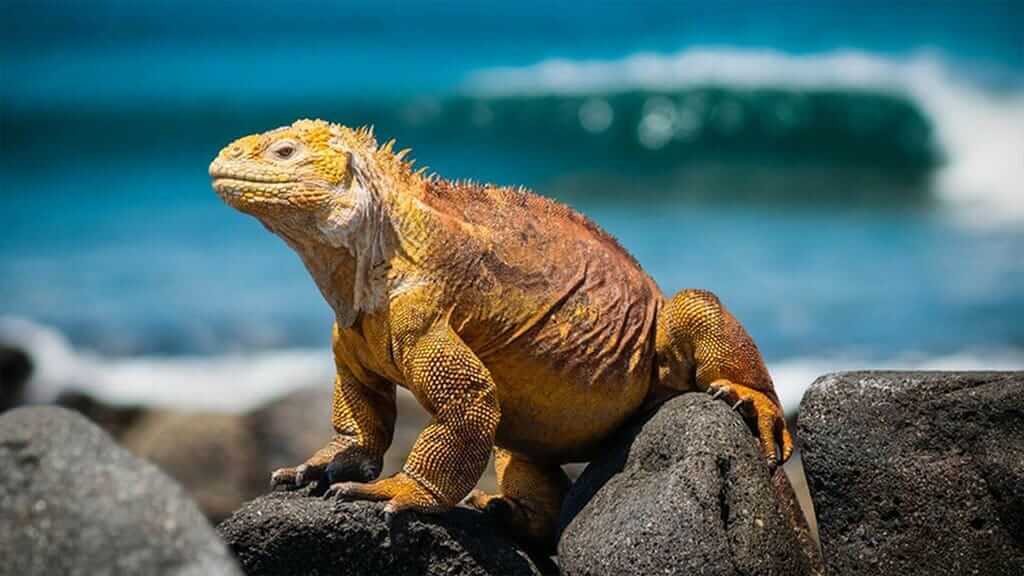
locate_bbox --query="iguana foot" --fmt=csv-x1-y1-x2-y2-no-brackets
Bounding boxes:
463,450,567,556
464,489,559,555
707,379,793,466
270,438,380,491
323,472,447,515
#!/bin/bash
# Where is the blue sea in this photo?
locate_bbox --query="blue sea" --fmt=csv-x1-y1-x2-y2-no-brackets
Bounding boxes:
2,1,1022,412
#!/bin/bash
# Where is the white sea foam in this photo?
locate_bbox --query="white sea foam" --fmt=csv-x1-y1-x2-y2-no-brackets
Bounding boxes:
3,316,1020,414
467,48,1024,228
0,316,332,412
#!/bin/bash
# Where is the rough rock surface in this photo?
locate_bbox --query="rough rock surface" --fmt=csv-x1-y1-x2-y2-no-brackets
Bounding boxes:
799,371,1024,576
0,406,241,576
559,393,822,576
218,489,543,576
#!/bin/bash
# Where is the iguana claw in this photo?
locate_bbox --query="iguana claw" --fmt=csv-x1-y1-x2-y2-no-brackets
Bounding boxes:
707,380,793,466
322,473,446,515
270,463,323,490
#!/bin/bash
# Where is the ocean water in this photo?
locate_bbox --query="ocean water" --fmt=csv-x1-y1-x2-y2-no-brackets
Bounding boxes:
2,1,1022,411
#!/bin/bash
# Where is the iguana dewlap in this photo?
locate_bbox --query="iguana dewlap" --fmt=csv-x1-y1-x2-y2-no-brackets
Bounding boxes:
210,119,792,552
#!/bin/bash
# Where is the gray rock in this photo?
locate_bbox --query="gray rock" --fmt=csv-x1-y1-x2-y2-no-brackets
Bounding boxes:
0,406,241,576
559,393,822,576
799,371,1024,576
54,386,330,523
218,489,544,576
121,410,268,523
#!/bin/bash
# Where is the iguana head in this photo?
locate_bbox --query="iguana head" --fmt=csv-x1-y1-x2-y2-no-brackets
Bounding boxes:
210,119,415,247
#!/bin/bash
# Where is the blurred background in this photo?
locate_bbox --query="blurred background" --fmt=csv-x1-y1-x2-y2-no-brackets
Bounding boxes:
4,0,1023,407
1,0,1023,520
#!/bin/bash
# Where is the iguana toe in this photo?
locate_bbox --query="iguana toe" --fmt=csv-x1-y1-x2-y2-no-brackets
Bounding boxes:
270,463,323,490
707,379,792,467
323,473,446,515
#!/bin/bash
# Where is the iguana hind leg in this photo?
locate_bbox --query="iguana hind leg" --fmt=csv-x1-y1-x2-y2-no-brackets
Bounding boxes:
657,289,793,465
465,448,569,555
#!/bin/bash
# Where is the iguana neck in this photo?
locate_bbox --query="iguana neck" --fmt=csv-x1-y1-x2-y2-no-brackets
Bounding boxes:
266,161,431,328
265,225,359,328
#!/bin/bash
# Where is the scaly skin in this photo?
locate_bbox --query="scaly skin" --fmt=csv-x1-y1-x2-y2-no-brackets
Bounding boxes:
209,119,793,553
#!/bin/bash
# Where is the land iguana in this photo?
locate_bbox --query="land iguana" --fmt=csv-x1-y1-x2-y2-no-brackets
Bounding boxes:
209,119,793,552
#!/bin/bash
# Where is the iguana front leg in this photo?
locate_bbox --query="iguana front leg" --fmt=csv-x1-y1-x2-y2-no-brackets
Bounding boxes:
324,319,500,515
658,289,793,465
271,328,396,489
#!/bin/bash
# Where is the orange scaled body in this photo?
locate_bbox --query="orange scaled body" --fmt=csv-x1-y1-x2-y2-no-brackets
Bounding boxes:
210,119,791,552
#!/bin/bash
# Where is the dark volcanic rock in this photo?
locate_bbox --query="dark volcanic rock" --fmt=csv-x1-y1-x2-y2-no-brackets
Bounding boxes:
799,371,1024,576
0,406,241,576
559,393,822,576
56,389,146,439
218,489,543,576
0,345,32,412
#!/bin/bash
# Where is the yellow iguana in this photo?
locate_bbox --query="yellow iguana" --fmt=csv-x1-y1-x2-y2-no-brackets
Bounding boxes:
209,119,792,552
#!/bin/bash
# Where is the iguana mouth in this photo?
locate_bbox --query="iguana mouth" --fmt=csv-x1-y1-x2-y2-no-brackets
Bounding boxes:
208,158,295,185
209,171,294,185
211,176,294,188
211,178,294,206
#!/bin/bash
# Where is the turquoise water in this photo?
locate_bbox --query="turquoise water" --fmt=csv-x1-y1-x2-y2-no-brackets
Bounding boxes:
2,1,1022,375
3,160,1022,361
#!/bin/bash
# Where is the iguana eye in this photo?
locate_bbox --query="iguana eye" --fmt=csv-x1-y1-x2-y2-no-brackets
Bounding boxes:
269,140,300,161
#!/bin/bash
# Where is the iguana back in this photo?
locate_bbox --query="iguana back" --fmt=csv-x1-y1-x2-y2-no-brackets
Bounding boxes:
415,178,662,398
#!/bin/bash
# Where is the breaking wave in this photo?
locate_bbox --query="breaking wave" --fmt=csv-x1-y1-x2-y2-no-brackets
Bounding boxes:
7,49,1020,224
465,48,1024,226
